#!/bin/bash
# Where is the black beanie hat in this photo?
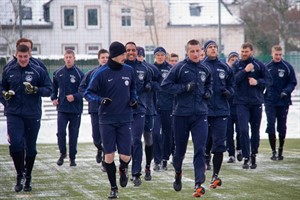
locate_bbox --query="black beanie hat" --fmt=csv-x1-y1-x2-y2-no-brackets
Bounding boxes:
109,41,126,58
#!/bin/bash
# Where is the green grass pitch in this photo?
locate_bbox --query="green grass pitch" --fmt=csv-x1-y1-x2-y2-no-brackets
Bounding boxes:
0,139,299,199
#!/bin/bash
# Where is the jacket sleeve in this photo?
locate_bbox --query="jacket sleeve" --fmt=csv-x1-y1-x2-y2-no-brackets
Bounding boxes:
50,71,59,101
232,62,248,84
84,71,101,104
72,70,84,102
130,69,138,101
37,68,52,97
161,66,186,94
256,63,273,88
225,66,235,97
283,63,297,95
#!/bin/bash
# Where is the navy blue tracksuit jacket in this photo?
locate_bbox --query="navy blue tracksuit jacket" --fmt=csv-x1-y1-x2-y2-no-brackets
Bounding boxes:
264,59,297,106
51,65,84,114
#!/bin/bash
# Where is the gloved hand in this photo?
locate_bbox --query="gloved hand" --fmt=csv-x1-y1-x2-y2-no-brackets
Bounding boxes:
144,82,152,92
23,82,38,94
129,99,138,109
100,97,112,105
221,88,231,98
203,91,211,100
2,90,15,100
185,81,196,92
280,92,287,99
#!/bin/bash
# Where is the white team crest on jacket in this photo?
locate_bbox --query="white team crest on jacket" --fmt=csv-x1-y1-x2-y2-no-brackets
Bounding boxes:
25,75,33,82
278,69,285,77
70,75,76,83
125,80,129,86
219,72,225,79
138,73,144,80
162,72,168,78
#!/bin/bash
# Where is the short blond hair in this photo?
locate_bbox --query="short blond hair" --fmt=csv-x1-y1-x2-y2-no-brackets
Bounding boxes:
272,45,282,52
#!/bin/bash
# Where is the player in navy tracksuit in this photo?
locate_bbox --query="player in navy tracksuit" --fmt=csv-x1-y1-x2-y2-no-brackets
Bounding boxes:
84,41,137,199
79,49,109,170
264,45,297,161
232,42,272,169
202,40,235,189
161,39,212,198
125,42,153,186
225,52,242,163
152,46,174,171
1,45,52,192
1,38,51,107
136,46,162,181
51,49,84,167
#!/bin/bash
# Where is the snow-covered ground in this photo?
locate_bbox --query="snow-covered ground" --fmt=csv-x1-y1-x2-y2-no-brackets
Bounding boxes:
0,102,299,145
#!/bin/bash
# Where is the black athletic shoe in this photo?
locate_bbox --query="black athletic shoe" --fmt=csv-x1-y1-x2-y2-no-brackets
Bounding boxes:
70,159,77,167
144,168,152,181
193,184,205,197
173,172,182,191
153,163,161,171
237,150,243,162
133,175,142,187
14,174,24,192
227,156,236,163
250,154,257,169
57,154,66,166
119,168,128,187
242,158,249,169
162,160,168,170
278,148,284,160
270,151,277,161
108,188,119,199
23,176,32,192
96,150,102,164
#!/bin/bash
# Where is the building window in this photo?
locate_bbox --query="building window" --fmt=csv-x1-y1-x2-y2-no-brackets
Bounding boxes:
189,3,202,16
62,44,78,54
145,8,154,26
31,45,40,55
86,7,100,28
121,8,131,27
62,7,77,29
145,45,155,63
44,5,50,22
86,44,101,55
22,6,32,20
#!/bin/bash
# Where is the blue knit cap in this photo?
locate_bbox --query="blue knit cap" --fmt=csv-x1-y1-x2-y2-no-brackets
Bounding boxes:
137,46,145,57
203,40,217,52
227,51,239,61
153,46,166,55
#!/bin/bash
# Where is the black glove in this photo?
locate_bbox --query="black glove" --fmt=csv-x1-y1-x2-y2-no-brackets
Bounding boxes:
129,99,138,109
100,97,112,105
144,82,152,92
203,91,211,100
23,82,38,94
2,90,15,100
185,81,196,92
280,92,287,99
221,88,231,98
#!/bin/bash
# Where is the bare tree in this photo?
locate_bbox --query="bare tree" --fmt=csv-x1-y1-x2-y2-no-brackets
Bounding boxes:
118,0,162,47
0,0,20,60
226,0,300,54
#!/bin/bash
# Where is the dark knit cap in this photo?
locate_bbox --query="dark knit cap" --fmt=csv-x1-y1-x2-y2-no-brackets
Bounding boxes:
137,46,145,57
109,41,126,58
153,46,166,55
203,40,217,52
227,51,239,61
